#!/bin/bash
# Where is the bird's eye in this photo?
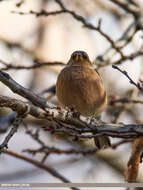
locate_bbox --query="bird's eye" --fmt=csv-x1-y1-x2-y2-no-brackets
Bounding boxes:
82,53,88,59
72,54,77,60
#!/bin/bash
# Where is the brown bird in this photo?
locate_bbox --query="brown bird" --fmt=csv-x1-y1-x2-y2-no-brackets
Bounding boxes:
56,50,110,149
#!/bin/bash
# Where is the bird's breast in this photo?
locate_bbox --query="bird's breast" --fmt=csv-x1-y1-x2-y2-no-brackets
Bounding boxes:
56,66,107,116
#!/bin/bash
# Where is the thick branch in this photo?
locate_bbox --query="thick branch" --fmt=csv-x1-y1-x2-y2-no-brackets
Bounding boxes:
1,95,143,139
0,95,46,118
126,137,143,182
0,70,48,109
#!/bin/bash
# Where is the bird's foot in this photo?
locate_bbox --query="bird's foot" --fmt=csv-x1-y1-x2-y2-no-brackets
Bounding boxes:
89,116,105,125
66,106,80,119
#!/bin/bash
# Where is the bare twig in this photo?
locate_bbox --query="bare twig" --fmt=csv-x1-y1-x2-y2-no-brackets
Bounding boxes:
112,65,143,91
23,146,98,156
39,85,56,96
3,149,80,190
0,105,29,153
0,59,65,71
109,0,139,18
111,139,133,149
12,8,124,57
12,0,143,71
16,0,24,7
112,51,143,65
110,98,143,105
0,112,17,133
0,116,22,152
110,89,139,123
24,139,132,156
23,126,98,157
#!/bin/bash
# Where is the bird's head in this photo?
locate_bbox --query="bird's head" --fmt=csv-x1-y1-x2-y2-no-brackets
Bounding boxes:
67,51,92,67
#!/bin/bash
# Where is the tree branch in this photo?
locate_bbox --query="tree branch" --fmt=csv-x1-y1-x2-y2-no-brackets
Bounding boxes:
112,65,143,91
1,95,143,139
3,149,80,190
0,70,48,109
109,0,139,18
0,59,65,71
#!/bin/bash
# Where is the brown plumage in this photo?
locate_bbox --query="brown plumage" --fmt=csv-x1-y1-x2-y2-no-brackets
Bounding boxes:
56,50,110,149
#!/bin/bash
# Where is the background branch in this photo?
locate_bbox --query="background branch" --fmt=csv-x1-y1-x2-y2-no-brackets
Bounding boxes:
3,149,80,190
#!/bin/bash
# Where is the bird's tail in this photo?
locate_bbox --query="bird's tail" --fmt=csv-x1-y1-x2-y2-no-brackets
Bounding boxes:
94,136,110,149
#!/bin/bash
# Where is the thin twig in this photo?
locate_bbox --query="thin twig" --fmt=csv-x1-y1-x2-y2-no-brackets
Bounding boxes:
12,9,124,57
3,149,80,190
0,59,65,70
109,0,139,17
112,65,143,91
0,105,29,153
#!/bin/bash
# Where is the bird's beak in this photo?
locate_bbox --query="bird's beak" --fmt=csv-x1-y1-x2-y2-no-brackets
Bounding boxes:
75,55,83,62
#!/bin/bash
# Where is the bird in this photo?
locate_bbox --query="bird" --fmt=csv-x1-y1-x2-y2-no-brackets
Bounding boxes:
56,50,110,149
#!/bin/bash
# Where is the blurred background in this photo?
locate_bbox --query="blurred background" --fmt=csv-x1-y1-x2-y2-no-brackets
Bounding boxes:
0,0,143,189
